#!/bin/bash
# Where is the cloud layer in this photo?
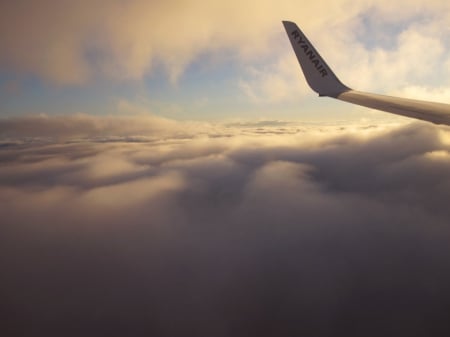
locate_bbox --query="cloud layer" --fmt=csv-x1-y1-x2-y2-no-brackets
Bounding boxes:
2,0,450,91
3,116,450,336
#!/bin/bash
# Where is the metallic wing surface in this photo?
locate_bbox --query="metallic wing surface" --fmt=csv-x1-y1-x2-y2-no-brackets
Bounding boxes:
282,21,450,125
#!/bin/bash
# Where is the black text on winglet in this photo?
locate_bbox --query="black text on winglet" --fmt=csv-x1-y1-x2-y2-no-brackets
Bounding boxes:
282,21,450,126
282,21,350,97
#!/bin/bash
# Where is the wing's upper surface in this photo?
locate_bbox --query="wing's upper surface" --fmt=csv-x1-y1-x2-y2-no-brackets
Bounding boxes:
282,20,450,126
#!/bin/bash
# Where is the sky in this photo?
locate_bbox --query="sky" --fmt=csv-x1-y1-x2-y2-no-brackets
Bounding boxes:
2,0,450,121
3,1,450,336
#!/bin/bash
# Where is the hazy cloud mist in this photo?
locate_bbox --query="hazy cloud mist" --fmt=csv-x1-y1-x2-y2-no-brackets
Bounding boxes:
3,116,450,336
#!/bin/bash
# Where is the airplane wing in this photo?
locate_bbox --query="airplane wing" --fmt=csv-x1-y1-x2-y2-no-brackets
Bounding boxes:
282,21,450,125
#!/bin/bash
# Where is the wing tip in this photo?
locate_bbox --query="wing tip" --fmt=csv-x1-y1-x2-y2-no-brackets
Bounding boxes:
282,20,350,97
281,20,296,28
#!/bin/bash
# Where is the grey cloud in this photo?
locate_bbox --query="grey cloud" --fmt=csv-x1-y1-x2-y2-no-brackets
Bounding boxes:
225,120,293,128
2,119,450,336
0,114,181,139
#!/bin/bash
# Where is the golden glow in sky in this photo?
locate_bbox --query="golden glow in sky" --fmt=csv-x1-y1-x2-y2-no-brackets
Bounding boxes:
1,0,450,121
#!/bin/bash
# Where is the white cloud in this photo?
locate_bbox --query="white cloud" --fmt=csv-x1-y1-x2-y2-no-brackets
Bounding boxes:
391,85,450,103
239,53,309,103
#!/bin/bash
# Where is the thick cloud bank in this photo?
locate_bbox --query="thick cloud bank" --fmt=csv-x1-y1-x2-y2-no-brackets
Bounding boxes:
3,118,450,336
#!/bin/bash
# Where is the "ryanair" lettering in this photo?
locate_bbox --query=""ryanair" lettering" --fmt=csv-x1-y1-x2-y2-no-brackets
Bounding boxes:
291,30,328,77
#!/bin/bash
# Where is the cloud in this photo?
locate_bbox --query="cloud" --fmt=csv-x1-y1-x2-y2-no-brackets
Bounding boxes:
2,0,450,90
1,0,296,85
239,53,308,103
242,4,450,104
0,113,181,139
3,115,450,335
392,85,450,104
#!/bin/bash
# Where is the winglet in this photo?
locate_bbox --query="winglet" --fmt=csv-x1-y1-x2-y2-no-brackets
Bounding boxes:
282,21,350,97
